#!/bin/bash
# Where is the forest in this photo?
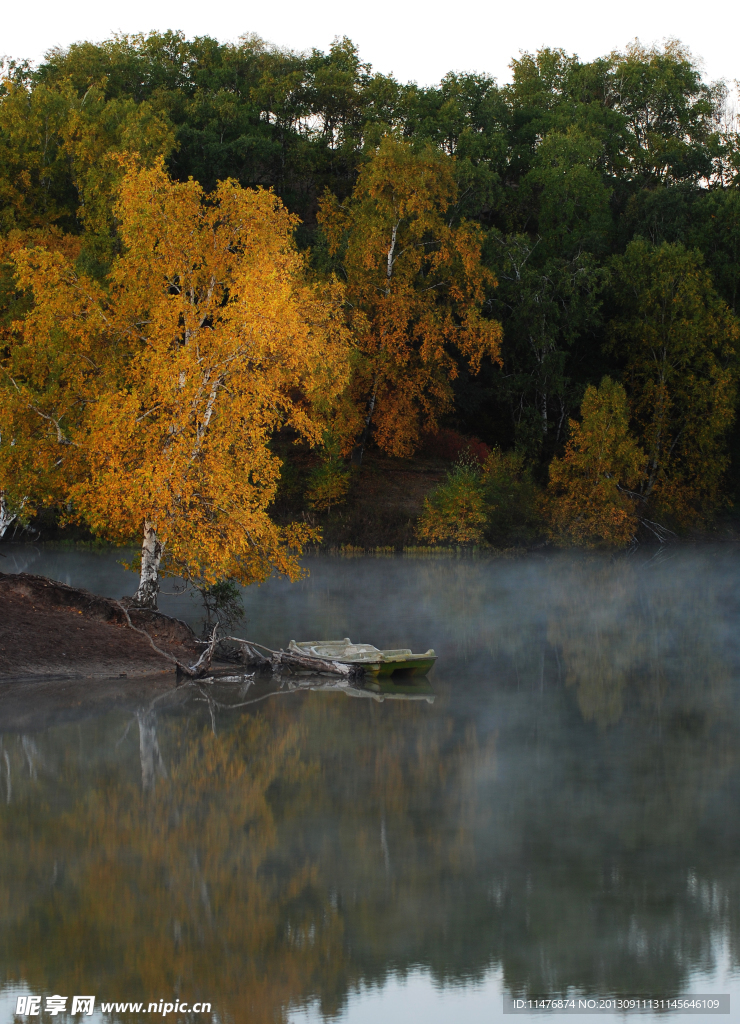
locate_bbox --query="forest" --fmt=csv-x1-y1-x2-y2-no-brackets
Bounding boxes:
1,30,740,597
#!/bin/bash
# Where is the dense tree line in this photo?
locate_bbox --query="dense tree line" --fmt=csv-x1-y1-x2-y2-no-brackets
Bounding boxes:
1,30,740,574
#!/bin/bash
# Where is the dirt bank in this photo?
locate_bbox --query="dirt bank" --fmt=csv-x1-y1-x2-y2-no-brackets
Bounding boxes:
273,449,449,549
0,572,201,681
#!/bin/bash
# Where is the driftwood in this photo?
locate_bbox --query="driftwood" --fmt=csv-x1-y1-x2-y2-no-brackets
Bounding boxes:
237,642,271,668
114,609,363,683
116,601,219,680
225,636,363,680
271,649,356,677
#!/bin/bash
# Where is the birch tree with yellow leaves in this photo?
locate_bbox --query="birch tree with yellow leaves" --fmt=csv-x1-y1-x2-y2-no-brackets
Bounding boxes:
318,137,503,461
2,163,349,606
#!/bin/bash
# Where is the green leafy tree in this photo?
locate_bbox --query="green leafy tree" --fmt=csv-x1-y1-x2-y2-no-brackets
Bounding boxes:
305,429,351,512
609,240,739,525
481,447,543,544
489,236,605,456
417,458,488,545
607,40,721,186
0,76,174,244
193,577,246,637
689,188,740,314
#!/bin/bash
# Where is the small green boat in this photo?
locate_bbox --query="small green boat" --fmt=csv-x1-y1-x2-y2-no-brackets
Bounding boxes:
288,638,437,678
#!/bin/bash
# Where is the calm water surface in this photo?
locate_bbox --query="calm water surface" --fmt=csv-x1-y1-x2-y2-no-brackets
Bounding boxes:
1,546,740,1022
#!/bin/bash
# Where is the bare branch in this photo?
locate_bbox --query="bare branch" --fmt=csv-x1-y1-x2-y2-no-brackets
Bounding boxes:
114,600,218,679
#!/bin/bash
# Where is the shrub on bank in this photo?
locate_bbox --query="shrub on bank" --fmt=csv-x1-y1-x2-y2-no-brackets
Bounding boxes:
417,448,545,547
421,430,490,465
416,461,488,544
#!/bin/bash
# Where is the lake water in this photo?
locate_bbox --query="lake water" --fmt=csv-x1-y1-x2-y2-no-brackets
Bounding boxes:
1,545,739,1022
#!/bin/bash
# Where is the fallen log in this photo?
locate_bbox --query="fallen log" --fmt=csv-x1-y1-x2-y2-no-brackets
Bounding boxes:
238,642,271,668
112,612,360,683
224,636,363,680
270,649,360,678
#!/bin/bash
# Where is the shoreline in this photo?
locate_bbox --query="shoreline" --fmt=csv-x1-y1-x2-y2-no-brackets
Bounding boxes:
0,571,202,682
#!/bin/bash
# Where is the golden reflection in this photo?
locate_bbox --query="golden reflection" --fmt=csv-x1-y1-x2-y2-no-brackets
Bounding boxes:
2,550,740,1016
0,682,495,1022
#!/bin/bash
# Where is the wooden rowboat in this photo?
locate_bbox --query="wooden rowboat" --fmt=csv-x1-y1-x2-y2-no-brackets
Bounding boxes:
288,638,437,678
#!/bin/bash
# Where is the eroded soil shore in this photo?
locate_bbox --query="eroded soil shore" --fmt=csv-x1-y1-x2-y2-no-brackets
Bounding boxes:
0,571,200,681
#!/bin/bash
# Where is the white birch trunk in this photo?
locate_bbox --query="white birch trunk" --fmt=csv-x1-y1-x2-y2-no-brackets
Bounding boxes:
351,221,399,467
0,493,18,539
133,520,164,609
137,711,167,792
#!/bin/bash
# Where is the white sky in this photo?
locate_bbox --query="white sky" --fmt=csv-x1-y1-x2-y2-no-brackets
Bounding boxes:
2,0,738,88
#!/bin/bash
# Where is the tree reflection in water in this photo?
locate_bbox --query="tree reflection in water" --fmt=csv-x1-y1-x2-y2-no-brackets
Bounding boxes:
1,550,740,1020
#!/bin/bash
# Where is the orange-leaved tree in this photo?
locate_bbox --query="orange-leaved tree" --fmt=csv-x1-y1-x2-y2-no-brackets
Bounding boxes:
318,136,503,461
0,227,86,537
3,162,350,606
547,377,645,547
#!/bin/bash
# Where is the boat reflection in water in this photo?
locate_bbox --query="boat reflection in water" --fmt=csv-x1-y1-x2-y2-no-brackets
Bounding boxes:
187,668,437,712
293,675,435,703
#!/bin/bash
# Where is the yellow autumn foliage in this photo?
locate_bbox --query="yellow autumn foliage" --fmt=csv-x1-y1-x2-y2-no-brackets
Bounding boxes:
2,161,350,586
319,137,502,459
547,377,645,547
416,463,488,545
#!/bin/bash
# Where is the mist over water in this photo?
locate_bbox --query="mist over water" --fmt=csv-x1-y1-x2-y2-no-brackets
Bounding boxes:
1,547,740,1021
